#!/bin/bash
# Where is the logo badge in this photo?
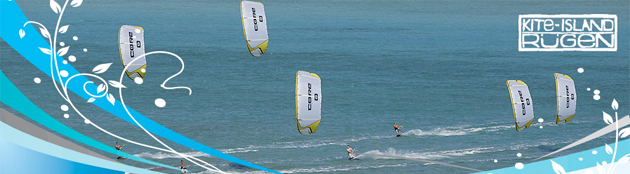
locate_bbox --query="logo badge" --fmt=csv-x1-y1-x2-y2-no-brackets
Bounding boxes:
519,14,617,51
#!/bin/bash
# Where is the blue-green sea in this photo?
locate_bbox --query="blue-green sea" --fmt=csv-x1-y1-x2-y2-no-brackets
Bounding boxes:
1,0,629,173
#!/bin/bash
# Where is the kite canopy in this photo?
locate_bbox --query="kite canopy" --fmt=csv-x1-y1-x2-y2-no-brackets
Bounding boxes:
507,80,534,131
118,25,147,80
241,1,268,57
555,73,577,124
296,71,322,134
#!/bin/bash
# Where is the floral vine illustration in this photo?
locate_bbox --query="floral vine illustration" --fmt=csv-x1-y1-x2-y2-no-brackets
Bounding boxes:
20,0,91,105
551,99,630,174
18,0,222,173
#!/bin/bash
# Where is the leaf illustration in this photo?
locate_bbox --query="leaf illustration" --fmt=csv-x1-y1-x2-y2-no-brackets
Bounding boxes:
50,0,61,14
550,160,566,174
40,27,50,39
108,80,127,88
605,143,613,154
619,127,630,138
619,154,630,164
59,25,69,33
106,93,115,106
97,84,106,94
39,47,52,55
596,162,605,174
87,98,95,103
58,46,69,57
70,0,83,7
612,98,618,110
92,63,112,74
19,29,25,39
603,111,613,125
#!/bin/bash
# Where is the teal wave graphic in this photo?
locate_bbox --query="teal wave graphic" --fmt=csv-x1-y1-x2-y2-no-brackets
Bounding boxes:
0,0,277,173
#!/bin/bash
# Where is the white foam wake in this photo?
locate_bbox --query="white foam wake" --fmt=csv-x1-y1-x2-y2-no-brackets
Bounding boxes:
134,151,209,159
404,124,514,136
136,147,259,159
191,164,407,174
360,147,497,160
223,135,392,152
279,163,407,173
404,128,467,136
218,147,259,154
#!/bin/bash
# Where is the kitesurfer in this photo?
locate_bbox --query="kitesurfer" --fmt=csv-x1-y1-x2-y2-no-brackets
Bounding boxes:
394,122,402,136
115,142,124,159
115,142,123,150
180,160,188,174
347,145,356,160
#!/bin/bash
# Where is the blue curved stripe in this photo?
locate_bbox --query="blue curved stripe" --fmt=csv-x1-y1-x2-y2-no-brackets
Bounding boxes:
0,138,121,174
0,1,277,173
477,139,630,173
0,71,179,171
0,120,157,174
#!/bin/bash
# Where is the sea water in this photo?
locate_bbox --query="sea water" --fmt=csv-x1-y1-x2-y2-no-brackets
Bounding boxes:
2,0,629,173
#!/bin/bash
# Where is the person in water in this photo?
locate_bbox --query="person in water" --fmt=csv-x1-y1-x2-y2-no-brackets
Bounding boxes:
347,145,356,159
115,142,123,150
180,160,188,174
115,142,123,159
394,122,402,136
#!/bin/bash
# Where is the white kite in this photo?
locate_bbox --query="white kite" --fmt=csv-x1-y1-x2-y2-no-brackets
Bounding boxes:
296,71,321,134
241,1,268,57
118,25,147,80
507,80,535,131
555,73,577,124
